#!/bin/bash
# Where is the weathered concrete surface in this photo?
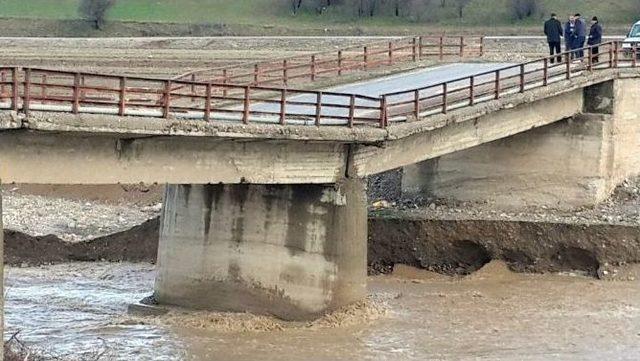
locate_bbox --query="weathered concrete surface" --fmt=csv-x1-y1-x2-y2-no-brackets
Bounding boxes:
352,87,584,177
1,69,636,185
0,130,347,184
402,114,613,209
154,180,367,320
610,77,640,185
401,78,640,210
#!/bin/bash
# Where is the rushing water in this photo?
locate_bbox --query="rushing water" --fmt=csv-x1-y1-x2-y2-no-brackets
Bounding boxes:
5,261,640,360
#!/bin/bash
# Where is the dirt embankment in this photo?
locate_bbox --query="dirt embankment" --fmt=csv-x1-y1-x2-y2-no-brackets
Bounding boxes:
4,218,159,266
369,213,640,279
6,213,640,279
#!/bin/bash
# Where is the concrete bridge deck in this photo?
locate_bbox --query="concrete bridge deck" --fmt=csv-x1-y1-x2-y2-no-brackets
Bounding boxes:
0,66,629,185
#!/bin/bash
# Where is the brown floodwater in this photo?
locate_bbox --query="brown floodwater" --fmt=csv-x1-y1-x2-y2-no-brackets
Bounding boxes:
5,261,640,360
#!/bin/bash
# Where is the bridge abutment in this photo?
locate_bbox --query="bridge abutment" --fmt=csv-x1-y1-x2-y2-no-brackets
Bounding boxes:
401,79,640,210
154,180,367,320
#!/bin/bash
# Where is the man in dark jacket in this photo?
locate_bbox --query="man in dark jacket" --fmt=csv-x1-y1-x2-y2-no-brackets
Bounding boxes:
574,13,587,59
588,16,603,63
544,13,564,63
565,15,576,58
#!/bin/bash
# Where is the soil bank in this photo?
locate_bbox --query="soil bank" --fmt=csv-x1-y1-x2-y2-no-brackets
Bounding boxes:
5,213,640,279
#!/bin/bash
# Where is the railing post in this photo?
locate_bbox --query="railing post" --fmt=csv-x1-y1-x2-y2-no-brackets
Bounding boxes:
119,76,126,116
469,76,475,105
442,83,448,114
204,82,212,122
412,37,418,62
0,70,5,96
459,36,465,57
494,70,500,100
279,88,286,125
587,47,593,71
608,45,613,68
311,55,316,81
254,64,259,85
315,92,322,126
23,68,31,115
72,72,80,114
11,67,18,111
243,86,250,124
222,69,229,97
163,80,171,119
190,73,196,103
338,50,343,76
348,94,355,128
439,36,444,60
565,53,571,80
41,74,47,100
479,36,485,57
633,45,637,68
543,58,549,86
519,64,525,93
388,41,394,65
283,59,288,86
80,75,86,100
614,42,619,68
364,46,369,70
414,89,420,118
418,36,424,57
380,95,387,128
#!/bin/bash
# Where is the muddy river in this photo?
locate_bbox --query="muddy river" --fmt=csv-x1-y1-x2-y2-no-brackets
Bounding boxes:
5,261,640,360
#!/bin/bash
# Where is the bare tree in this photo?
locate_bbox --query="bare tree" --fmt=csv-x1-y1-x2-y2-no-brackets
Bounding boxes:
455,0,471,19
509,0,541,20
78,0,116,30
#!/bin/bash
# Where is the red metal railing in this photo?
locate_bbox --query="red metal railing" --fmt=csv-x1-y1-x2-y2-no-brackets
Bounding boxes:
173,36,485,87
0,41,637,129
0,67,384,127
380,41,632,123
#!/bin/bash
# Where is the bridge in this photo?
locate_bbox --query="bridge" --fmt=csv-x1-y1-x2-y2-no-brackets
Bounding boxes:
1,37,639,323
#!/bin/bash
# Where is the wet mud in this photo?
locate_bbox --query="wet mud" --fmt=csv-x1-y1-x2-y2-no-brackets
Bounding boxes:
6,213,640,280
369,212,640,278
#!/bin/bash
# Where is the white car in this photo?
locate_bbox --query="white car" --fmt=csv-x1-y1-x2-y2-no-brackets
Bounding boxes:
623,20,640,56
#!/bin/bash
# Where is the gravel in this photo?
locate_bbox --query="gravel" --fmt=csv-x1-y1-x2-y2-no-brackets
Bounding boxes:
369,169,640,226
1,188,161,242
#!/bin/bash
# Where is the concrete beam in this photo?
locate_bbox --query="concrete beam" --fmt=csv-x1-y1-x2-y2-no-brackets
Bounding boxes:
0,131,348,185
154,180,367,320
352,88,585,177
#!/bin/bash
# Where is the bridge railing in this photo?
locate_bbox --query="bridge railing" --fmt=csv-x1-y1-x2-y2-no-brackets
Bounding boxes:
0,67,384,127
380,41,627,124
172,36,485,88
2,41,638,129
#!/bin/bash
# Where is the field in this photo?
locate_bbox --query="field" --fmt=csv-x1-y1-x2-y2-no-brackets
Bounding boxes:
0,0,638,34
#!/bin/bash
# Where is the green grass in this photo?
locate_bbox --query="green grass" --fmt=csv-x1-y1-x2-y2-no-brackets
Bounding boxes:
0,0,639,26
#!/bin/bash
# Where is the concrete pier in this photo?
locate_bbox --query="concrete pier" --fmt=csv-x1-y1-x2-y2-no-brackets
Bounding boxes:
154,180,367,320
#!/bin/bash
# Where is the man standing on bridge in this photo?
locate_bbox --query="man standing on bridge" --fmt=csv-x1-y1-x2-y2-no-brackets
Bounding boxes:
544,13,564,64
574,13,588,60
588,16,603,63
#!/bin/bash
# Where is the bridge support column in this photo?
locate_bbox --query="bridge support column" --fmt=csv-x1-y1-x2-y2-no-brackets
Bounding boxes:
154,180,367,320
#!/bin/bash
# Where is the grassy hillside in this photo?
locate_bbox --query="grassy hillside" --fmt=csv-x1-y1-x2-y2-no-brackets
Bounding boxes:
0,0,638,37
0,0,639,25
